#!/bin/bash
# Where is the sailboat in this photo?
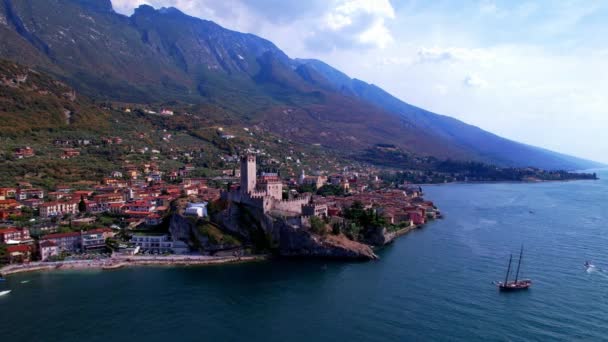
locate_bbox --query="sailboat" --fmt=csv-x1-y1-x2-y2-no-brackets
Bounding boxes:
495,245,531,291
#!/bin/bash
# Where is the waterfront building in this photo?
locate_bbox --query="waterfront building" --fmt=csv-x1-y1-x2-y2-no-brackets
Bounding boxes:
130,234,175,253
81,228,114,251
0,227,31,244
40,232,81,253
39,240,59,261
6,244,32,263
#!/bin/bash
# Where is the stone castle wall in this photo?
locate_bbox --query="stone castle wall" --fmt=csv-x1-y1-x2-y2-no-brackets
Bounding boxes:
271,195,311,214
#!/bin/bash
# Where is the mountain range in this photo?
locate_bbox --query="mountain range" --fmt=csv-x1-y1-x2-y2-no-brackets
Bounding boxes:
0,0,601,170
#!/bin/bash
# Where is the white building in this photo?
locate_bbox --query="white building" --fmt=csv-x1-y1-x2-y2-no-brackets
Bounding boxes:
130,234,176,253
39,201,78,218
184,202,208,218
39,240,59,261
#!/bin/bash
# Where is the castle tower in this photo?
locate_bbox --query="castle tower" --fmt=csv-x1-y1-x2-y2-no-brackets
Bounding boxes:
240,155,257,193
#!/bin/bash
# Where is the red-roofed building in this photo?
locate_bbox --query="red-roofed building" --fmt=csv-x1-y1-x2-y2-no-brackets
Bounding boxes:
6,244,32,263
61,148,80,159
39,201,78,218
21,198,45,209
39,240,59,261
16,188,45,200
55,185,73,193
0,227,30,243
85,201,110,214
81,228,114,251
0,199,20,210
0,208,21,220
407,211,426,226
126,201,156,213
109,202,125,214
0,187,17,200
40,232,81,253
73,190,94,199
93,193,125,204
48,191,73,201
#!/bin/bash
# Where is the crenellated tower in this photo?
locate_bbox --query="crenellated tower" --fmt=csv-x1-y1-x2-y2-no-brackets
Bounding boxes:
240,155,257,193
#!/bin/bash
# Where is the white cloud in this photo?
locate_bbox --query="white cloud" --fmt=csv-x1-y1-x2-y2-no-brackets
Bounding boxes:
434,84,448,95
313,0,395,50
417,47,495,65
463,75,488,88
479,0,498,15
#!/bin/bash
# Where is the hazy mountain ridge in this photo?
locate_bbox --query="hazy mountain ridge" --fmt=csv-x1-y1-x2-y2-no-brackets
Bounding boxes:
295,59,602,170
0,0,601,170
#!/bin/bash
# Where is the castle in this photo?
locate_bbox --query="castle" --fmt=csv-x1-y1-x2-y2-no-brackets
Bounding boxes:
223,155,326,217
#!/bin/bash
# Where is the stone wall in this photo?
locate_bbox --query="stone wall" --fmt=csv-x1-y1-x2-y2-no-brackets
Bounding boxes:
271,195,310,214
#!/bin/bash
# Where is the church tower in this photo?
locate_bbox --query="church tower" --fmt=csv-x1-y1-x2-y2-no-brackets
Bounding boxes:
240,155,257,193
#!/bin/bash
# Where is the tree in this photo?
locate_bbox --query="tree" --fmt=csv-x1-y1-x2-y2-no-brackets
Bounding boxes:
310,216,326,236
331,223,341,235
78,195,87,213
0,244,7,265
316,184,345,197
298,183,317,194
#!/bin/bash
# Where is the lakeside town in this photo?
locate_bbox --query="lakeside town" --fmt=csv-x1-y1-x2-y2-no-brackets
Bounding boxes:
0,149,441,275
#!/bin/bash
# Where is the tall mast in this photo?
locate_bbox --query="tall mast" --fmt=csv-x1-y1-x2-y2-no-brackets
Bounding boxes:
504,254,513,284
514,245,524,282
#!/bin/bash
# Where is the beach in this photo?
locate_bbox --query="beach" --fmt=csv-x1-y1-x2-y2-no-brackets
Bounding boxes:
0,254,268,276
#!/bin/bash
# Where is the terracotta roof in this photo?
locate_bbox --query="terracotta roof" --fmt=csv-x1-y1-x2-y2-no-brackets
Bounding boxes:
7,244,31,253
39,240,58,248
40,201,77,208
85,228,112,234
41,231,81,240
0,226,19,233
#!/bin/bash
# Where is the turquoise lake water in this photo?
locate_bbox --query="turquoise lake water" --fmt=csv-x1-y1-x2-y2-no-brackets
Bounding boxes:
1,170,607,341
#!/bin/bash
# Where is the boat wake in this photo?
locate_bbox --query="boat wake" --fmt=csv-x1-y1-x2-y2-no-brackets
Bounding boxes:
584,263,608,278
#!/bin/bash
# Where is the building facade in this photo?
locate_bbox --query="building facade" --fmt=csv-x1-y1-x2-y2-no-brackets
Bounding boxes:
39,201,78,218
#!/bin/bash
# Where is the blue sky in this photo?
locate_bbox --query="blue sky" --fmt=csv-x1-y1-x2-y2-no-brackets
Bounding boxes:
112,0,608,163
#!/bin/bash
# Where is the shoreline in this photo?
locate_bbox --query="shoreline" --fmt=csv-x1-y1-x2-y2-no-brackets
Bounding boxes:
417,177,598,187
0,254,268,277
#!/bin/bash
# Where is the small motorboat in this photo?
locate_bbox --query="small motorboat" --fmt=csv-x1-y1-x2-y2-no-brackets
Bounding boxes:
496,245,531,292
0,290,11,296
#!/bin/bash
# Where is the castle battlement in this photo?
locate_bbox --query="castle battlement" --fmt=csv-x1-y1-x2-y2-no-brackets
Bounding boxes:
225,155,323,217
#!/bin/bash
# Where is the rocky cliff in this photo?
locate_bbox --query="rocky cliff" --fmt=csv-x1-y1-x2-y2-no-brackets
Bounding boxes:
169,213,242,253
215,203,377,260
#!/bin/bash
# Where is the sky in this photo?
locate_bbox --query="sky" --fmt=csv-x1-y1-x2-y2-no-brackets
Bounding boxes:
112,0,608,163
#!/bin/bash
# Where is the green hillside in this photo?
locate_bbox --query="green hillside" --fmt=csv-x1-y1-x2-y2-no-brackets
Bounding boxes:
0,0,601,170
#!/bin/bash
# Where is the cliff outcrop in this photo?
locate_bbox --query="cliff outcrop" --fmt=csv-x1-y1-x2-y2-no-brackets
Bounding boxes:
215,203,377,260
169,214,242,253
